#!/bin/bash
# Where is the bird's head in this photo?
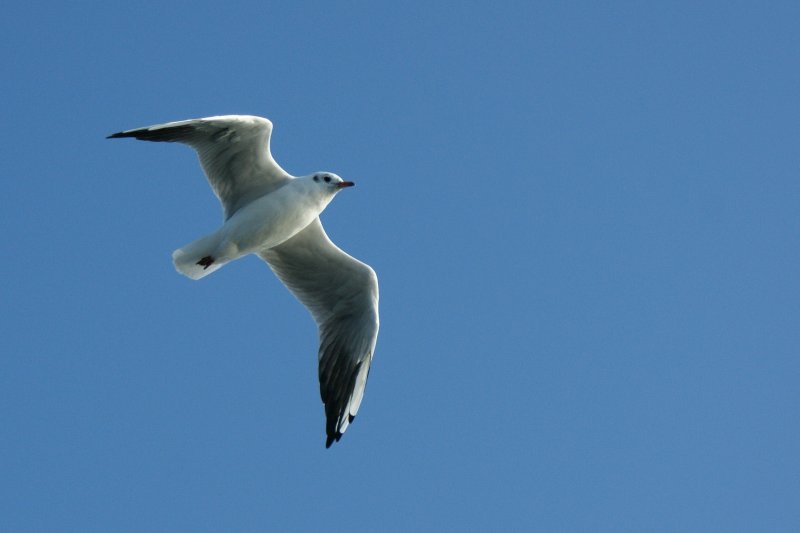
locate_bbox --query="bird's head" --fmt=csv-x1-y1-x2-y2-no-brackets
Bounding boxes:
309,172,355,193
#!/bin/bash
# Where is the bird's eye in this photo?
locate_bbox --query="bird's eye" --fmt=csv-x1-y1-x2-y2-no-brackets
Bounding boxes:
324,176,331,183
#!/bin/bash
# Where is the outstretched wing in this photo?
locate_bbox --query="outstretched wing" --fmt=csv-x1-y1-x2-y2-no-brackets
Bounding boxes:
259,218,379,447
108,115,292,218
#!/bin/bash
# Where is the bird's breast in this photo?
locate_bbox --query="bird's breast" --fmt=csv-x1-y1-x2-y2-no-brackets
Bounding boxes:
222,189,321,255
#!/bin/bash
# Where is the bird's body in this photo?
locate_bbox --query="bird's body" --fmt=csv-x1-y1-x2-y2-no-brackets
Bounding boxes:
108,115,378,447
173,175,341,280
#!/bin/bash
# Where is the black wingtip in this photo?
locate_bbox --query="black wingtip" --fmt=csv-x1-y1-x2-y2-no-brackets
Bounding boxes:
105,124,195,142
325,432,343,449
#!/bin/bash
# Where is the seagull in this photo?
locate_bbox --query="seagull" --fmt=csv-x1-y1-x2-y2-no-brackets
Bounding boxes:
108,115,379,448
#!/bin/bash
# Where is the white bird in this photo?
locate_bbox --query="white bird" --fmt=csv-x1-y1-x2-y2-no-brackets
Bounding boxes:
108,115,379,447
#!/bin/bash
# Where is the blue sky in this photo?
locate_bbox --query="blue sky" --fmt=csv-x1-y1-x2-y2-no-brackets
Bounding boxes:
2,1,799,531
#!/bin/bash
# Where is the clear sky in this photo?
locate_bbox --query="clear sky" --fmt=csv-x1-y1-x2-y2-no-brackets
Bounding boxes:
2,1,799,531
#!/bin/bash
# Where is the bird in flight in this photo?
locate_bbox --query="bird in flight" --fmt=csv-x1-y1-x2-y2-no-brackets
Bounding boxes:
108,115,379,447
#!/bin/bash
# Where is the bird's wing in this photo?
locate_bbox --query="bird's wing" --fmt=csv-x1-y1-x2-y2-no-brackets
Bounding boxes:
108,115,292,218
259,218,379,447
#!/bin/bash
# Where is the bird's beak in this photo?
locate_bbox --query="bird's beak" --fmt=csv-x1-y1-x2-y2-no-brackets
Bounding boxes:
337,181,355,189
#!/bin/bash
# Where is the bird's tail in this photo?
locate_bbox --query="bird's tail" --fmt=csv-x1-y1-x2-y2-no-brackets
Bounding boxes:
172,230,226,280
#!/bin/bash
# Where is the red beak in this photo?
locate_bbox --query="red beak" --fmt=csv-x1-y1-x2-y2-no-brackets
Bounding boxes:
337,181,355,188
